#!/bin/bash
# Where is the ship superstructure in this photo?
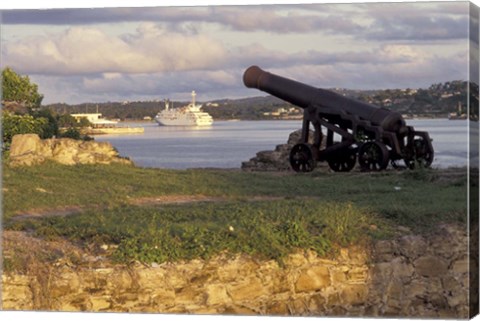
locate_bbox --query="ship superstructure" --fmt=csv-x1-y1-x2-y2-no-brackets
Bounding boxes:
155,91,213,126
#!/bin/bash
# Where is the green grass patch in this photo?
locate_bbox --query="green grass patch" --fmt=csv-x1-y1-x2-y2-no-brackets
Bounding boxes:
6,200,383,264
3,162,468,230
2,162,469,264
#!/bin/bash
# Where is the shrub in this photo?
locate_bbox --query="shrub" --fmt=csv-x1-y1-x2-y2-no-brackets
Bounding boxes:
1,112,48,149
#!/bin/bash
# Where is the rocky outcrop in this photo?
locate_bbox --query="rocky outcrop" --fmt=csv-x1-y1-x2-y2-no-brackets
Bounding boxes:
242,129,326,171
8,134,132,167
1,224,471,318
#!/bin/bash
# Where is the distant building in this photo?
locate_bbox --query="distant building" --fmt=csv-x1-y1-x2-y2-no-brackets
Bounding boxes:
71,113,118,127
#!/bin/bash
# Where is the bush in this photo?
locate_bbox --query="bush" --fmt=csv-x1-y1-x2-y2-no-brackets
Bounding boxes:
59,127,81,140
1,112,48,149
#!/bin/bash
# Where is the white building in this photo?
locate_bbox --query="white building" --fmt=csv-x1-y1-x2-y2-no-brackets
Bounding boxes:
71,113,118,127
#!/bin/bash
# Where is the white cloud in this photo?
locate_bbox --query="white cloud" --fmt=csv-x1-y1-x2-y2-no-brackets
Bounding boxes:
379,45,424,61
3,24,227,75
2,3,471,105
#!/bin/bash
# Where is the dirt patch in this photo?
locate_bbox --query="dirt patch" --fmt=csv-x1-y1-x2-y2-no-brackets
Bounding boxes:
9,195,288,221
129,194,225,206
11,206,86,221
2,231,90,273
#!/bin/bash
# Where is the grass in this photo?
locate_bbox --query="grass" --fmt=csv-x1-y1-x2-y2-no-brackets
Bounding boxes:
2,161,469,265
7,200,381,264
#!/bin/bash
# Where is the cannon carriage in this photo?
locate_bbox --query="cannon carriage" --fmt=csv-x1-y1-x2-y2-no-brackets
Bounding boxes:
243,65,434,173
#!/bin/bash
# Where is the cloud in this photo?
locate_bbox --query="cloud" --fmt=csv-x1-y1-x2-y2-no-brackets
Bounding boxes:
3,2,471,104
32,68,243,104
3,24,227,75
2,2,470,42
4,24,432,80
230,43,426,72
272,49,468,91
31,43,468,105
2,5,362,35
363,2,469,41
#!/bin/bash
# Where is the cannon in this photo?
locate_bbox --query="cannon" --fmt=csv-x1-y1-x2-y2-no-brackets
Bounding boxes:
243,65,434,172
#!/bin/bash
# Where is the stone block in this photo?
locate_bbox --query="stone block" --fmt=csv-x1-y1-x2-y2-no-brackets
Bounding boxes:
267,301,289,315
371,262,393,282
390,257,414,278
135,269,167,289
446,290,467,307
429,293,448,309
175,287,204,305
295,266,330,293
331,270,347,283
414,255,448,277
340,284,368,305
227,277,266,302
386,279,404,300
375,240,395,255
346,267,368,283
90,296,111,311
10,134,41,157
270,273,290,294
114,293,141,309
8,133,131,167
206,284,230,306
2,284,33,301
326,292,341,307
151,289,175,307
452,259,469,275
284,252,309,267
190,307,219,314
398,235,427,259
348,247,369,265
308,293,326,312
289,297,309,314
406,280,428,298
224,305,258,315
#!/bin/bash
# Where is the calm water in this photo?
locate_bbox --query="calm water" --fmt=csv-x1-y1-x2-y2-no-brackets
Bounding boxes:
95,119,472,169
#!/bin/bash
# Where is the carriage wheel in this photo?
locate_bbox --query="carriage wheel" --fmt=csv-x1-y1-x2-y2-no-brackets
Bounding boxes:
405,137,434,169
327,147,357,172
289,143,316,172
358,141,389,171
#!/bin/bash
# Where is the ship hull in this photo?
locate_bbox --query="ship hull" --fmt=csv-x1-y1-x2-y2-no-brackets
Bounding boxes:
154,109,213,126
155,91,213,126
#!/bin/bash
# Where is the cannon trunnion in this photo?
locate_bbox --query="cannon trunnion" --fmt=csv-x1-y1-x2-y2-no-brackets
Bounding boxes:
243,65,434,172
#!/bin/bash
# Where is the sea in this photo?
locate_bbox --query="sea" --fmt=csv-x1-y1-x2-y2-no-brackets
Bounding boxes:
94,119,474,170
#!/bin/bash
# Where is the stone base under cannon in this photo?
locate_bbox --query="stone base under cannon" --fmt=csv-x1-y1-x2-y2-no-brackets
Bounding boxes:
241,129,326,172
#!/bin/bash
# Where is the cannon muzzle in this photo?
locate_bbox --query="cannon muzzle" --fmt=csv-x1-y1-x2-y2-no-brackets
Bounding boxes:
243,65,318,109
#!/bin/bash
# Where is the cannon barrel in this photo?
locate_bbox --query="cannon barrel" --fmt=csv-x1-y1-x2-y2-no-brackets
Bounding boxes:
243,65,406,132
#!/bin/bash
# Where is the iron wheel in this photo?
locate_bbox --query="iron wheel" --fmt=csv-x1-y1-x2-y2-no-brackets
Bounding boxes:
289,143,316,172
358,141,389,171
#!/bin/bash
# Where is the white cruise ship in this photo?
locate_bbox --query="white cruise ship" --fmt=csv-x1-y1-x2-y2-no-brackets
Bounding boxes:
155,91,213,126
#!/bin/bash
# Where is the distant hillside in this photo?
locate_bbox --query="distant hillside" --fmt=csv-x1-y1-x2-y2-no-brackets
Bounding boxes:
44,80,470,120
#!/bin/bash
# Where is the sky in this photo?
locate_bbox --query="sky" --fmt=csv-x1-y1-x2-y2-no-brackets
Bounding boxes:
0,1,478,105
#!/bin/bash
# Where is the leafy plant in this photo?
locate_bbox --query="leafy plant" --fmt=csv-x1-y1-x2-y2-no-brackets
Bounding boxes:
1,112,49,149
2,67,43,108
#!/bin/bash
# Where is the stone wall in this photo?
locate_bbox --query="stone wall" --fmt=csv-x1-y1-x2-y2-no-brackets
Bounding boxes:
2,224,471,318
7,134,132,167
242,129,326,171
